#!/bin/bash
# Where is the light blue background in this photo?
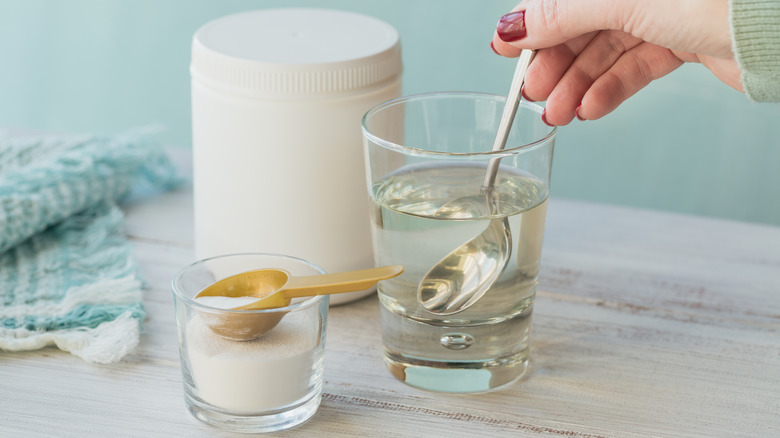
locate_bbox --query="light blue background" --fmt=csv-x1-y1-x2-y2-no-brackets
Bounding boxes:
1,0,779,226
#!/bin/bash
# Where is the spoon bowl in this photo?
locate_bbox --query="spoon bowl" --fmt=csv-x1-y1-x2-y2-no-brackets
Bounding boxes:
196,304,288,342
195,265,403,341
418,216,512,314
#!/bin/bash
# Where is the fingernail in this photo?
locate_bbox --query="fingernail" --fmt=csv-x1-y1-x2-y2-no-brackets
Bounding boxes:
575,103,586,121
490,41,500,55
541,109,554,127
497,10,527,42
521,85,535,102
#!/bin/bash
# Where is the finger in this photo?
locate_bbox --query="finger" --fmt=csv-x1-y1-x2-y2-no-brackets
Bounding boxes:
576,43,684,121
491,36,523,58
491,1,529,57
497,0,732,58
496,1,630,48
521,32,598,102
542,30,643,125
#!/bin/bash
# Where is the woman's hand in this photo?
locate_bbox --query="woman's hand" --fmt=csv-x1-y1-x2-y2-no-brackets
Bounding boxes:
492,0,742,125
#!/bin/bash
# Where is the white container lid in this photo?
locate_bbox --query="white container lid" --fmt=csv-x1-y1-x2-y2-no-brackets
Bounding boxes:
191,8,402,97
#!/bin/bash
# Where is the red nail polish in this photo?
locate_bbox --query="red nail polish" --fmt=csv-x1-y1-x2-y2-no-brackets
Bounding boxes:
575,103,586,121
541,109,554,127
490,41,500,55
497,11,527,42
521,85,535,102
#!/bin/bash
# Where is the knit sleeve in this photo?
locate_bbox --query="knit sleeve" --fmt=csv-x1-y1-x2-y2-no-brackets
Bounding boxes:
729,0,780,102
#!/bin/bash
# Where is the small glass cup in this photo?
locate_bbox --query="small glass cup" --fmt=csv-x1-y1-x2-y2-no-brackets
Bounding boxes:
172,253,328,433
362,92,556,393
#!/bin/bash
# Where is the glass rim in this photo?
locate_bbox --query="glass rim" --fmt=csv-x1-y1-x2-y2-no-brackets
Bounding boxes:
361,91,557,158
171,252,328,314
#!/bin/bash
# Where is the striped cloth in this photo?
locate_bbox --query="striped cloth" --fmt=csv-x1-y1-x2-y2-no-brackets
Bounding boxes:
0,129,178,363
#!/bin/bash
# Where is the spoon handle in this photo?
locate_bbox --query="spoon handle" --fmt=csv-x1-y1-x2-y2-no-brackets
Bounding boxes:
482,49,535,190
282,265,404,298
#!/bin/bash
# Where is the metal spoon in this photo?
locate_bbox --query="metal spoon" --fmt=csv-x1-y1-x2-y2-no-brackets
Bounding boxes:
195,265,403,341
418,50,535,315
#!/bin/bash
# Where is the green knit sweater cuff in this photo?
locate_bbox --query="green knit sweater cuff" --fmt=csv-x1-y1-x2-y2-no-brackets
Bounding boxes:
730,0,780,102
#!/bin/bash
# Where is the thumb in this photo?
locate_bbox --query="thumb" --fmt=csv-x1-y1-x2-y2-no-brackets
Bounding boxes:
496,0,732,57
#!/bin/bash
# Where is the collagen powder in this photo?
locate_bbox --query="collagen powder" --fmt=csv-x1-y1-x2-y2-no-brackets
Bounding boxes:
193,296,260,309
186,311,319,413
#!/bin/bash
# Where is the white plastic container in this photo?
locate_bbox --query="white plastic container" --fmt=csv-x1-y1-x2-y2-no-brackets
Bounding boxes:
190,9,402,304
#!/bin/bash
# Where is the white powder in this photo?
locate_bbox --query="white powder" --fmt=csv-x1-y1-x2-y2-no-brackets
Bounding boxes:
194,296,260,309
186,311,320,413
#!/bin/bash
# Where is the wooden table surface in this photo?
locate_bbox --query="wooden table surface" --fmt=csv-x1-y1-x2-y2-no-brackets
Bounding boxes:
2,150,779,437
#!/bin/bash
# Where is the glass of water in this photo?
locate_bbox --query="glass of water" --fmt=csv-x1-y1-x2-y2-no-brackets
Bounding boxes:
362,92,556,393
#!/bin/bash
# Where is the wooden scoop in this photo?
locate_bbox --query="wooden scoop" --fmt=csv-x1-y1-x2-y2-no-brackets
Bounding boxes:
194,265,403,341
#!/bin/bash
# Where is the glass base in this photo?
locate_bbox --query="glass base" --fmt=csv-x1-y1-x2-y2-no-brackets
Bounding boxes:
185,392,320,433
385,350,529,393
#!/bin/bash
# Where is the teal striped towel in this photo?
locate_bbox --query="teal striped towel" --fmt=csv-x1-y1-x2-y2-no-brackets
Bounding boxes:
0,129,178,363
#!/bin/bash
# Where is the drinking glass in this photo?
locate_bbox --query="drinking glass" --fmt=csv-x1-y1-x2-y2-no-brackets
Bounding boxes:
172,253,328,433
362,92,556,393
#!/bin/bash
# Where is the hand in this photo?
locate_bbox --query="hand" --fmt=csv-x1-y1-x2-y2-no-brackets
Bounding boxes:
491,0,743,125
